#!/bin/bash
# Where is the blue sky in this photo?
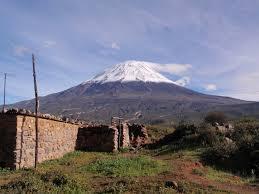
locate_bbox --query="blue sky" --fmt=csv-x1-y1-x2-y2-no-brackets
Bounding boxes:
1,0,259,103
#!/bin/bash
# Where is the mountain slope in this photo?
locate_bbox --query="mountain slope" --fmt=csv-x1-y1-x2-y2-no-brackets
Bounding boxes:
11,61,252,123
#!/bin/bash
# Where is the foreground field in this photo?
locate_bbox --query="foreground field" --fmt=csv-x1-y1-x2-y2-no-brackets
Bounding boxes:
0,148,258,193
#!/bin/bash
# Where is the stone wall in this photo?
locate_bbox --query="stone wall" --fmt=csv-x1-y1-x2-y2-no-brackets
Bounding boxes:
119,123,130,149
0,112,148,169
128,124,149,147
0,114,17,168
76,125,118,152
15,115,79,169
0,113,79,169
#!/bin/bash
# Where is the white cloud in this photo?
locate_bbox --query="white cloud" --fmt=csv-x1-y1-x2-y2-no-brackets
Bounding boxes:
43,40,56,48
174,76,190,87
151,63,192,75
111,42,120,50
205,84,217,91
13,46,30,57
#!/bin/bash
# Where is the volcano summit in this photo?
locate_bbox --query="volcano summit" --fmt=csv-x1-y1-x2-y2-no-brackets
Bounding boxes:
12,61,251,123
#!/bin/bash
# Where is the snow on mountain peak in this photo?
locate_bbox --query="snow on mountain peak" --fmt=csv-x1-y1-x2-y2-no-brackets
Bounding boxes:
85,60,174,84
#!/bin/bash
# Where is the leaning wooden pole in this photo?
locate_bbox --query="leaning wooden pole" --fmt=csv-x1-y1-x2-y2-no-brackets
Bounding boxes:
32,54,39,169
2,73,6,112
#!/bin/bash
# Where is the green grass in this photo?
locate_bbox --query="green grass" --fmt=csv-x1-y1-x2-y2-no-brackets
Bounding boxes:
154,144,204,160
83,155,168,177
192,168,205,176
206,166,252,185
0,149,257,193
147,125,175,141
174,181,232,194
0,168,12,177
0,170,87,193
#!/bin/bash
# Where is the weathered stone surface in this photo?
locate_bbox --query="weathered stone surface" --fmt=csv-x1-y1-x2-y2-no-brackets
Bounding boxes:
128,124,149,147
0,114,17,169
165,181,178,189
0,114,147,169
15,115,79,169
121,123,130,148
76,125,118,152
0,114,79,169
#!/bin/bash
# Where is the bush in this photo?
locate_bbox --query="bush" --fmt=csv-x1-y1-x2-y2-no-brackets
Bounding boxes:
204,112,228,125
149,122,222,150
170,122,221,147
195,123,222,146
205,140,238,162
203,118,259,177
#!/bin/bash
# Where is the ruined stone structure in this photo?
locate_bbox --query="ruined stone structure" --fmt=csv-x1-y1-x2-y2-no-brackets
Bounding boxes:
129,124,149,147
121,123,130,148
0,111,148,169
76,125,119,152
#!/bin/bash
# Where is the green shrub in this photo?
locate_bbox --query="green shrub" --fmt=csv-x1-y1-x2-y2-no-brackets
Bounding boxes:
204,112,228,125
203,118,259,177
205,141,238,162
149,122,222,151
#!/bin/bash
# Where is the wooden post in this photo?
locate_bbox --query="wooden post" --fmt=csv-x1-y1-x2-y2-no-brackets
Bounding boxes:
111,116,113,126
2,73,6,112
118,119,121,150
32,54,39,168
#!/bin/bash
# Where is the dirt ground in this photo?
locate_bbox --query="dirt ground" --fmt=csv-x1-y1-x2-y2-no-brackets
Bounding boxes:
157,154,259,194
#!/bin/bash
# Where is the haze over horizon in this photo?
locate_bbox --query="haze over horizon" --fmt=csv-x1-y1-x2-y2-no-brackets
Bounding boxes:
1,0,259,103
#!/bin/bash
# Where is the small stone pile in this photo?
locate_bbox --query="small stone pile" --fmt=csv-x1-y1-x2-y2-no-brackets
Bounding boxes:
1,108,87,125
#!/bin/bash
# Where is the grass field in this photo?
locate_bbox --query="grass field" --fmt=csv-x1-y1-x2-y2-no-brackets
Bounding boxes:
0,147,257,193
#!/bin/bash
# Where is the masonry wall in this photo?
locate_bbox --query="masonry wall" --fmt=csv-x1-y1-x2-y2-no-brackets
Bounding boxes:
0,115,17,168
120,123,130,148
0,114,141,170
76,126,118,152
15,115,79,169
129,124,149,147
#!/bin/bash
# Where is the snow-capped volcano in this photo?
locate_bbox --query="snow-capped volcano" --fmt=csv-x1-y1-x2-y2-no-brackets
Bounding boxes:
12,60,249,124
86,60,174,84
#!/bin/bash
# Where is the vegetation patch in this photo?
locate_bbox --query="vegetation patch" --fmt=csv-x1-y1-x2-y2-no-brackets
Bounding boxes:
206,167,250,185
192,168,205,176
0,168,12,176
83,156,168,177
0,170,86,193
147,125,175,142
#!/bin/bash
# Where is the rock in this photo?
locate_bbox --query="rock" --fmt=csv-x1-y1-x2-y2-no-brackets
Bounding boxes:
2,108,8,113
6,108,18,114
165,181,178,189
62,117,69,122
42,114,51,119
129,147,136,151
26,110,32,115
56,116,62,121
225,137,233,144
18,109,27,114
